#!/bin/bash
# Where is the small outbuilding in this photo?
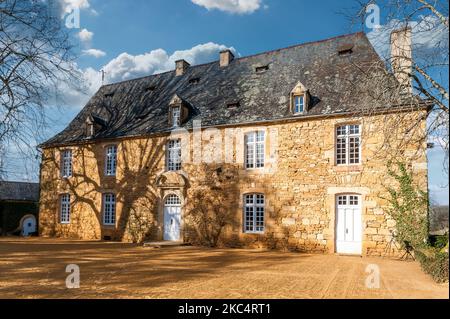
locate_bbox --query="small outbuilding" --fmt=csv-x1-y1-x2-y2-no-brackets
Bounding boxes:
0,181,39,236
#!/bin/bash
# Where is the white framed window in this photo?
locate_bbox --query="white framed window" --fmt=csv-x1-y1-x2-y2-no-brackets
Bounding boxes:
102,193,116,226
105,145,118,176
337,194,359,207
336,124,361,165
167,139,181,171
172,106,181,127
244,194,265,233
294,95,305,113
61,150,73,178
245,131,265,169
60,194,71,224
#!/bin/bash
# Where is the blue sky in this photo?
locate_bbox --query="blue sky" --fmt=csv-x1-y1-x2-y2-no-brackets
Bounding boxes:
5,0,449,204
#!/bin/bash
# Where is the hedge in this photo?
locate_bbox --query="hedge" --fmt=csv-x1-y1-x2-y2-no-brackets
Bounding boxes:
415,249,449,283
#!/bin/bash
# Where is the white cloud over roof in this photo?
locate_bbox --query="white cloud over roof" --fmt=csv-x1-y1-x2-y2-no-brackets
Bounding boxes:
191,0,263,14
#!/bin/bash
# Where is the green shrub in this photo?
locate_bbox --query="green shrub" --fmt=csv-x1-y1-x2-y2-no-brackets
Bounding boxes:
384,161,429,249
415,249,449,283
429,234,449,250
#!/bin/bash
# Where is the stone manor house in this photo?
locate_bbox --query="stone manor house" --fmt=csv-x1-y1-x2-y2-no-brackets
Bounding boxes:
39,30,429,256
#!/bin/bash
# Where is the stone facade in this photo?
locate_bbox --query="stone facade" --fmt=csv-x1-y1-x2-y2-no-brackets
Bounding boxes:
39,110,428,256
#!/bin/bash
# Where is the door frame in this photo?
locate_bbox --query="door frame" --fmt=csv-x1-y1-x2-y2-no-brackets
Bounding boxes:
334,193,363,255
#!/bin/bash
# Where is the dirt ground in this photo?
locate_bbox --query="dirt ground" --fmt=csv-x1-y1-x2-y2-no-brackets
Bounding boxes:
0,237,448,299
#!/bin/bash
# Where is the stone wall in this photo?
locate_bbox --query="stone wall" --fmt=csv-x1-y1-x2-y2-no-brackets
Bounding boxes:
39,111,428,255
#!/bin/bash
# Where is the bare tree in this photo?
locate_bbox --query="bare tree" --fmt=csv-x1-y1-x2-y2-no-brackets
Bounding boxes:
343,0,448,169
0,0,80,179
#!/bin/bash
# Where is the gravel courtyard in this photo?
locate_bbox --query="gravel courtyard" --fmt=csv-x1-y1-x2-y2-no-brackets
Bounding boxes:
0,238,447,299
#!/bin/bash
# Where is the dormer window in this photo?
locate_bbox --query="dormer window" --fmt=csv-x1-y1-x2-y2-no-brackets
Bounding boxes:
168,94,189,128
85,114,107,138
290,82,310,115
294,95,305,114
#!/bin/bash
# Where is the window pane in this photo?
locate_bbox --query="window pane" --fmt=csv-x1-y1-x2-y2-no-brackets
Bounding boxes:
103,194,116,225
172,106,181,127
338,195,347,206
244,194,265,233
106,145,117,176
349,196,359,206
62,150,72,177
60,194,70,223
336,137,347,165
349,136,360,164
245,132,265,169
294,95,304,113
167,139,182,171
336,125,361,165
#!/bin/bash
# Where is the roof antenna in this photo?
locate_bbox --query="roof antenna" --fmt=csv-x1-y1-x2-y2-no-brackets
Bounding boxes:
100,70,106,85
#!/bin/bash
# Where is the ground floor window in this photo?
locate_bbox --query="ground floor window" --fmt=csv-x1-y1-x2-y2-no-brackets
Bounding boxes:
244,194,265,233
103,193,116,226
60,194,71,224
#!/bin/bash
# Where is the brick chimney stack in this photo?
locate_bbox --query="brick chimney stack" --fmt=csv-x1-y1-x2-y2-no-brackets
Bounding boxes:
390,27,413,94
175,59,190,76
220,50,234,67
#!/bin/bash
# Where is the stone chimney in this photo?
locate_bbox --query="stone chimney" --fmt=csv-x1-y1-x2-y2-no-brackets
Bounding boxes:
390,27,413,94
220,50,234,67
175,59,190,76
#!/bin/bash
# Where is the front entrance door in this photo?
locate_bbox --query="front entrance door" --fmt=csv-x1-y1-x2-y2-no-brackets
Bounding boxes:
163,194,181,241
336,195,362,255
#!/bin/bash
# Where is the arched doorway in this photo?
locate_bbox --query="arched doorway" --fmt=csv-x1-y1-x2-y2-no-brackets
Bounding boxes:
163,194,182,241
335,194,362,255
21,215,37,237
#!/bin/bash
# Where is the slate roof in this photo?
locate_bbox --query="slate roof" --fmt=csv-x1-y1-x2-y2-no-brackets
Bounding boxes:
0,181,40,202
41,32,402,148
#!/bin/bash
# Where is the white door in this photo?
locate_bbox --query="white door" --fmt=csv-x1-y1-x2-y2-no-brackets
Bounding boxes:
163,194,182,241
21,216,37,237
336,195,362,255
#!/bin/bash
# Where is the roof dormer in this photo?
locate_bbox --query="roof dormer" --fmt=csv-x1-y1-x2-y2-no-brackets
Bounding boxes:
85,114,106,138
168,94,189,128
290,82,310,115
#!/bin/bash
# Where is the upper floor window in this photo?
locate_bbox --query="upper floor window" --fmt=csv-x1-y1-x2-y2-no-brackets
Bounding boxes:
105,145,118,176
244,194,265,233
294,95,305,114
60,194,71,224
103,193,116,226
172,106,181,127
245,131,265,169
336,124,361,165
61,150,72,178
167,139,182,171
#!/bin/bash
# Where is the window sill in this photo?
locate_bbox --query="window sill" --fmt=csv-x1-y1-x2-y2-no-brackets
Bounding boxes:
334,165,363,172
243,231,265,235
60,222,70,225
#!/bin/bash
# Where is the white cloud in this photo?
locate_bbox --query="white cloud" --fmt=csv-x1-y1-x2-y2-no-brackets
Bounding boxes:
77,28,94,43
52,42,236,110
367,15,449,60
59,0,96,15
100,42,236,83
191,0,263,14
82,49,106,58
